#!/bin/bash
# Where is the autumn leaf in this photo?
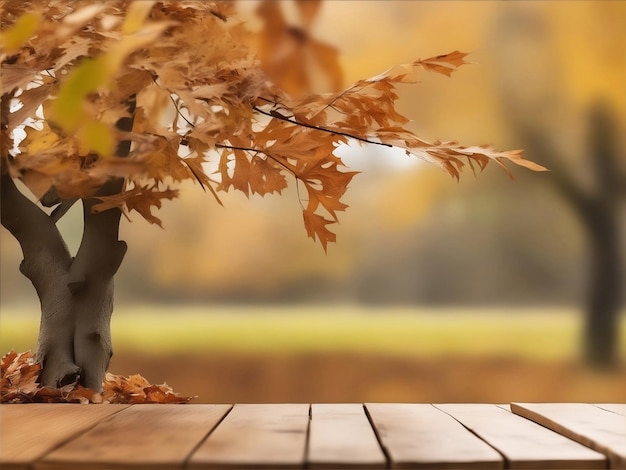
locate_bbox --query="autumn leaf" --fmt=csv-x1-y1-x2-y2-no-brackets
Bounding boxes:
121,1,156,34
303,211,336,253
0,12,40,55
0,351,41,402
414,50,470,77
52,57,110,131
94,185,179,226
249,156,289,196
0,350,193,404
256,0,342,96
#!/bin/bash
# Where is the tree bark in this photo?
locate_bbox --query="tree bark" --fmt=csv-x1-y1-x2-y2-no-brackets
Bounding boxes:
67,181,127,389
1,173,78,386
1,173,126,389
578,104,624,368
582,204,622,367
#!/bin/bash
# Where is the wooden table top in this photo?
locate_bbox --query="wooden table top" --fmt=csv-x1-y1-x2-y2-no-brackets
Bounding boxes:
1,403,624,469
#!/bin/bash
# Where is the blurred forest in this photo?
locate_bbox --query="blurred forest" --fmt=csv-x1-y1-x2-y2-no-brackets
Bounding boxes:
1,1,625,309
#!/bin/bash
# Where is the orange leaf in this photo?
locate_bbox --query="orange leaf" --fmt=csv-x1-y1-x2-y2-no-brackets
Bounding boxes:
414,50,470,77
303,210,336,253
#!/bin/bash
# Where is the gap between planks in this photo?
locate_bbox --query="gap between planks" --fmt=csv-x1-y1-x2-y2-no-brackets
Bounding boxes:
2,403,625,470
36,404,232,470
436,404,606,470
511,403,626,470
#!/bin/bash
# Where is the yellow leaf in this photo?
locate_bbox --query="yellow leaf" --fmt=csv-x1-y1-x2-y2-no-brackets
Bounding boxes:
79,121,115,157
0,12,41,55
122,1,156,34
21,122,59,154
52,57,109,131
105,22,169,72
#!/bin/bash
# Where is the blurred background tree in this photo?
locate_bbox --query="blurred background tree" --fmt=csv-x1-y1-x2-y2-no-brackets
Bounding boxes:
491,2,625,368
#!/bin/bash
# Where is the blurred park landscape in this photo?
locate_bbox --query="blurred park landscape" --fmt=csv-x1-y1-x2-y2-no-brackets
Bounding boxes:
1,1,624,402
2,305,624,403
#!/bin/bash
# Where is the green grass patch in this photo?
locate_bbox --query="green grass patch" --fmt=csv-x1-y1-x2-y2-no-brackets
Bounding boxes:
2,305,625,361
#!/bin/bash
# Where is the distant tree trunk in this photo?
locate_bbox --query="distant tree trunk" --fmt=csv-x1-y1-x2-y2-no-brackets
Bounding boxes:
502,103,624,368
578,104,624,368
492,5,625,368
0,97,135,390
583,203,622,367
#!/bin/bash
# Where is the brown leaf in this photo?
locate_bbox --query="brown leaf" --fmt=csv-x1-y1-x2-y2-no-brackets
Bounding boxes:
0,350,41,403
303,210,336,253
94,185,179,226
295,0,323,29
414,50,470,77
256,0,342,96
1,351,194,404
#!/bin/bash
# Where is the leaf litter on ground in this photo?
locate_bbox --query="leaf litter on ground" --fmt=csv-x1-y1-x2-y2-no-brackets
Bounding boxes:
0,350,194,404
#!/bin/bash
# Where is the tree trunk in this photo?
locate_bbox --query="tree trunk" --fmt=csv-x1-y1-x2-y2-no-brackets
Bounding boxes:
1,174,126,390
504,108,625,369
583,205,623,368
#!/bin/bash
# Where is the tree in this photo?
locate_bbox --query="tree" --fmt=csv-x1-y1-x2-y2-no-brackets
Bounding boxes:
492,3,625,368
0,0,543,390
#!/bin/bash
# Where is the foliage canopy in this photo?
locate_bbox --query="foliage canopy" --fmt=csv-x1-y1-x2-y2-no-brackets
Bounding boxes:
0,1,544,250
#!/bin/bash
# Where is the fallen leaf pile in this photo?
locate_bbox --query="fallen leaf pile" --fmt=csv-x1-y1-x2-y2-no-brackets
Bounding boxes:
0,350,194,404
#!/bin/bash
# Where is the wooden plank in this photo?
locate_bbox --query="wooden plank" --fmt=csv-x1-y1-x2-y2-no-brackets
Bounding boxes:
0,403,127,470
595,404,626,416
308,403,386,469
38,404,231,470
189,403,310,469
436,404,606,469
512,403,626,469
365,403,503,469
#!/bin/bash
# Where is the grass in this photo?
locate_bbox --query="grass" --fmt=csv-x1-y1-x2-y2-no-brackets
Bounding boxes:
2,305,625,361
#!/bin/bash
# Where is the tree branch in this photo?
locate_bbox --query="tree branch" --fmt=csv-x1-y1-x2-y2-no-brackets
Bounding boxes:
252,105,392,148
508,117,595,214
1,173,71,273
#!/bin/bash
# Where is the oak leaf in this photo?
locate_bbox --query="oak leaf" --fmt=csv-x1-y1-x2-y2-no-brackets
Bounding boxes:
414,51,470,76
303,211,336,253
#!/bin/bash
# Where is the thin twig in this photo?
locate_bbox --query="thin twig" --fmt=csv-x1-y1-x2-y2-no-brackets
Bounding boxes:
215,143,296,178
252,105,392,148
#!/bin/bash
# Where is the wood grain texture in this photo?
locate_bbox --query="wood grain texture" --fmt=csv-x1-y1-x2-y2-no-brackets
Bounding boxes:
308,403,386,469
365,403,503,469
4,403,625,470
436,404,606,469
511,403,626,469
38,404,231,470
188,403,310,469
0,404,127,470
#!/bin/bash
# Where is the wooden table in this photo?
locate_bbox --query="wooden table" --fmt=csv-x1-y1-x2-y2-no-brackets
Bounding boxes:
1,403,624,469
